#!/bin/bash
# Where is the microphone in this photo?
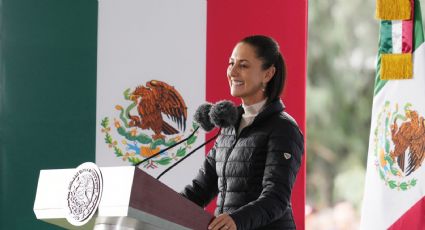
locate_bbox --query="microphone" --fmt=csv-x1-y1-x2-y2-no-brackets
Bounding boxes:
134,102,217,167
209,100,239,128
193,102,215,132
193,100,239,131
156,100,238,180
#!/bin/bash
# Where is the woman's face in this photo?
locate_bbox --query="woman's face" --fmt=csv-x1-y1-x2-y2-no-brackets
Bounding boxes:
227,42,274,105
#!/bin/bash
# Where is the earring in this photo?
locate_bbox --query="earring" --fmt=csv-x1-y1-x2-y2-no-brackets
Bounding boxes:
261,83,267,92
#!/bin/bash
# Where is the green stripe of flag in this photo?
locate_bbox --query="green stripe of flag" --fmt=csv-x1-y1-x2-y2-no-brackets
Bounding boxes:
413,0,424,49
0,0,98,229
374,20,393,95
380,20,394,54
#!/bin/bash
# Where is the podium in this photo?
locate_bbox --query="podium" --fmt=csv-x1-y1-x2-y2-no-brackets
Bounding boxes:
33,166,213,230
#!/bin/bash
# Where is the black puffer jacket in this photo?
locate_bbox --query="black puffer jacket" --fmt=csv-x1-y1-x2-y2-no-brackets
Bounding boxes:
182,100,304,230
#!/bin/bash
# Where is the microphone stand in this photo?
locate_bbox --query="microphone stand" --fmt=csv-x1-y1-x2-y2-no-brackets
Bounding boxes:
156,128,221,180
134,126,200,167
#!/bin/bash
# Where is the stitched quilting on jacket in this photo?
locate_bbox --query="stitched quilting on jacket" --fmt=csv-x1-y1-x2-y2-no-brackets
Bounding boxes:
181,100,304,230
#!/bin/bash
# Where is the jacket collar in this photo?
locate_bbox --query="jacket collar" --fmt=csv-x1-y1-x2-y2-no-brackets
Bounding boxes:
255,99,286,122
235,99,285,132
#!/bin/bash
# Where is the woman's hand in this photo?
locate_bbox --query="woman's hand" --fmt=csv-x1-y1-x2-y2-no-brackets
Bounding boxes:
208,213,237,230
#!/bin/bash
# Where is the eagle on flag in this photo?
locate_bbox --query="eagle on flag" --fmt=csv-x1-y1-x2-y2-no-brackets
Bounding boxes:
128,80,187,140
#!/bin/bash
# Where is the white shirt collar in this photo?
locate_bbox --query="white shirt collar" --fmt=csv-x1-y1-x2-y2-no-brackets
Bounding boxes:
242,98,267,117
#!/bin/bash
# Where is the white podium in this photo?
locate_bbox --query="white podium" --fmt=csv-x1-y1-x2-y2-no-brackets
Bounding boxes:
33,166,213,230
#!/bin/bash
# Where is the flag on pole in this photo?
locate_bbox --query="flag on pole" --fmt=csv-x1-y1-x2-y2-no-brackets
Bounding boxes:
361,0,425,228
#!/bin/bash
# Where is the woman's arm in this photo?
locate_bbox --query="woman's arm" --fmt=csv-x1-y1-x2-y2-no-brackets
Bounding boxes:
180,146,219,208
229,121,304,230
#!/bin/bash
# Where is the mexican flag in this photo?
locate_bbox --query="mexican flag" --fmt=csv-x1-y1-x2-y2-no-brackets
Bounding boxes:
360,0,425,228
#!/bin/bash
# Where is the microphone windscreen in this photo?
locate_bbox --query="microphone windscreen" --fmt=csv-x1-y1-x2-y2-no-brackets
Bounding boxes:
193,103,215,131
209,100,238,128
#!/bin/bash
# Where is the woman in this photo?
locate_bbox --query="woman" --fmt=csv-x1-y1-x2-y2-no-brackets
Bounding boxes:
181,35,304,230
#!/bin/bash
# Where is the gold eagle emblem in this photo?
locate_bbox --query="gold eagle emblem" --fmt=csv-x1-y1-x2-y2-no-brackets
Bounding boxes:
128,80,187,140
390,109,425,175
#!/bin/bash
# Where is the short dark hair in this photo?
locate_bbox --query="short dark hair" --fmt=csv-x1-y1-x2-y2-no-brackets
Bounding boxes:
240,35,286,103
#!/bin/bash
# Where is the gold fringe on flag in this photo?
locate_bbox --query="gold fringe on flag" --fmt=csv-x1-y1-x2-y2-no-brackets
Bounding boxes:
380,53,413,80
376,0,411,20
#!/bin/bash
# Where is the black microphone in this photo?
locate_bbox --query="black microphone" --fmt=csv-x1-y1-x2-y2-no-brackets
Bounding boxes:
134,102,216,167
192,100,239,131
209,100,239,128
193,102,215,132
156,100,238,180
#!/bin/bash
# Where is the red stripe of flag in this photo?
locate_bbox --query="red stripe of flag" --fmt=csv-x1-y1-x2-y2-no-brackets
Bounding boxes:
388,196,425,230
402,0,414,53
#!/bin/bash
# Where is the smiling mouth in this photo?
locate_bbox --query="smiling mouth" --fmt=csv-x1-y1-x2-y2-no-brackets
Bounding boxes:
232,80,244,86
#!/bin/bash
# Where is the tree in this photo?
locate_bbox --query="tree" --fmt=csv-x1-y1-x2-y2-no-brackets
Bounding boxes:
307,0,378,209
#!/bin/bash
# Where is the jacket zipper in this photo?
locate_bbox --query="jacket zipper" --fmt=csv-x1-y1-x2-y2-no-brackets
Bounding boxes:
219,128,248,214
218,103,275,213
